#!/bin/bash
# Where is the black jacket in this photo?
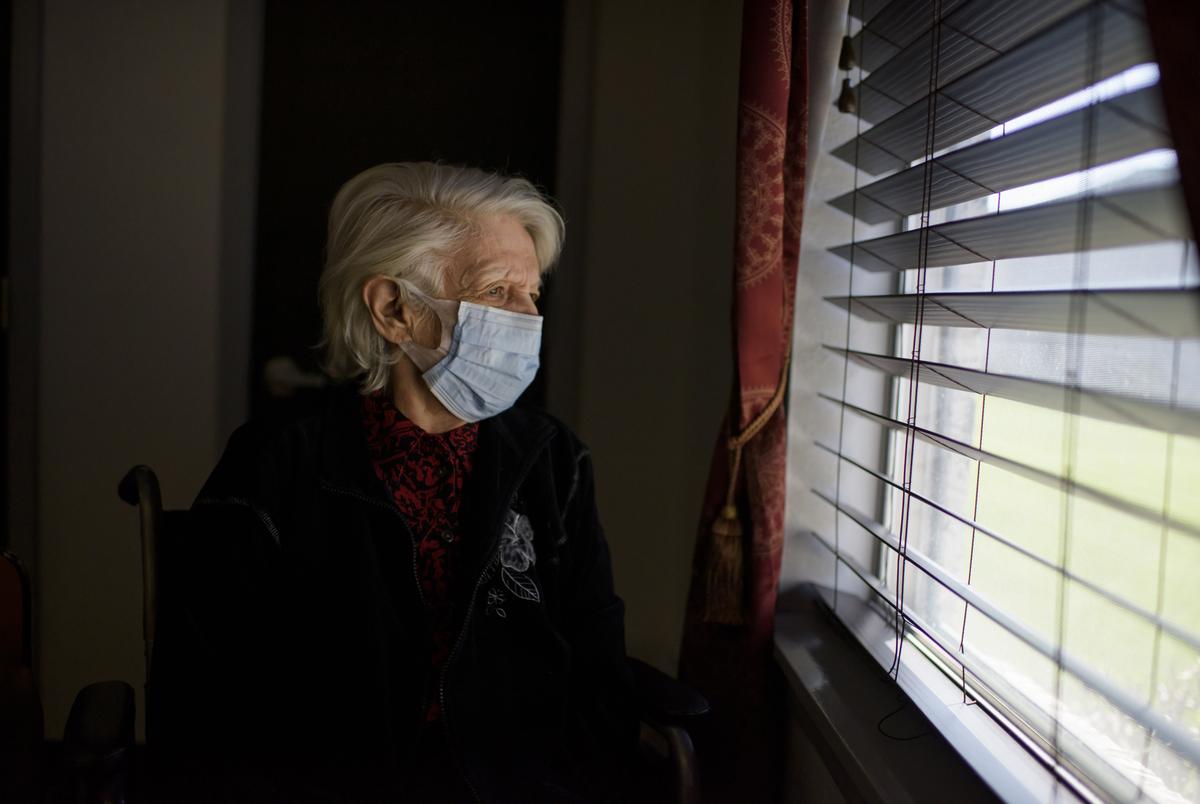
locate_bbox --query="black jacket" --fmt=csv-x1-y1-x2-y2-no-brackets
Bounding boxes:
156,385,638,802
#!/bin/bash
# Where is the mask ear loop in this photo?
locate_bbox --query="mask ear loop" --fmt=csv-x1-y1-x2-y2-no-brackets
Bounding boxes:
393,279,460,373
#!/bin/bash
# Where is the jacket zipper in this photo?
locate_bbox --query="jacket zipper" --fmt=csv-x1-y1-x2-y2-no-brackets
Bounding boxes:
439,555,494,802
324,478,494,802
439,430,555,803
323,425,555,801
321,484,428,605
320,485,432,717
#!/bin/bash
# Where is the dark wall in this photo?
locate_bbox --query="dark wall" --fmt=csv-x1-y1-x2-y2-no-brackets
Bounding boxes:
253,0,564,415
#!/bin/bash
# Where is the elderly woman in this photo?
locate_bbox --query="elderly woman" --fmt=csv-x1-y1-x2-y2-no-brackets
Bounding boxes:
172,163,637,802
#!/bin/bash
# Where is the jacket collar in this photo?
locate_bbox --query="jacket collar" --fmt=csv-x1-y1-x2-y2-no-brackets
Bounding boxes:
315,383,559,629
316,382,557,505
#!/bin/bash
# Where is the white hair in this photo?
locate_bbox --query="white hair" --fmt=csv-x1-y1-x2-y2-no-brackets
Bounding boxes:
318,161,565,394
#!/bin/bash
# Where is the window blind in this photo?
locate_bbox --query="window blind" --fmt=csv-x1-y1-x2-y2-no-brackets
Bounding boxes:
812,0,1200,801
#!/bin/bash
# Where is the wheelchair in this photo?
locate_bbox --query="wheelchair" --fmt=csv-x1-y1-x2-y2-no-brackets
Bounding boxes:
87,464,709,803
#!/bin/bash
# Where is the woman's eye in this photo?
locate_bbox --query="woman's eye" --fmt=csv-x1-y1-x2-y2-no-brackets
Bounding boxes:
486,287,504,297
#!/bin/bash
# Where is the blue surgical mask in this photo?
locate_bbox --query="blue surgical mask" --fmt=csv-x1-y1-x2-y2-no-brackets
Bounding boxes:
395,280,542,422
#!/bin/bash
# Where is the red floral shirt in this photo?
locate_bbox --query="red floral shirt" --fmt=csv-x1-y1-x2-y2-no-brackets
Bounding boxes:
361,390,479,725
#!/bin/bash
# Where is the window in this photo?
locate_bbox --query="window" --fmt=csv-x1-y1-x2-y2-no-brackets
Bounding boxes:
787,1,1200,801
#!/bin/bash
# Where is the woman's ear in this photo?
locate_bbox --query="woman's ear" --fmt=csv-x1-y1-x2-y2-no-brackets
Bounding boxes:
362,276,414,346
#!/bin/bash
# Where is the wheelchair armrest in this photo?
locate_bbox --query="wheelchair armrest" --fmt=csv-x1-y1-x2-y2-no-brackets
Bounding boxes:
629,657,710,727
118,464,161,508
62,681,135,775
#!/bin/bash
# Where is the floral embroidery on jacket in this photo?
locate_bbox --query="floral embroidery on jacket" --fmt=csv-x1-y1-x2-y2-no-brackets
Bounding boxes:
484,509,541,616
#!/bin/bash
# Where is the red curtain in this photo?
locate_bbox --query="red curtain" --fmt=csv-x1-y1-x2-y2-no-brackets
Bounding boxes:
678,0,808,800
1144,0,1200,242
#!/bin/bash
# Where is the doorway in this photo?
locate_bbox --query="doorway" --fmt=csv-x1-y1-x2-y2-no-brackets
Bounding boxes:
251,0,565,418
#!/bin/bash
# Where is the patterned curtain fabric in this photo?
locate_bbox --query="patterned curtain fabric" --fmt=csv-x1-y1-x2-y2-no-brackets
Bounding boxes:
1144,1,1200,241
678,0,808,800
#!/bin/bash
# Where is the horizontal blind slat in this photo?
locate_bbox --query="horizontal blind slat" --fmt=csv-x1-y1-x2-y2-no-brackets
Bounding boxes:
850,0,951,74
824,344,1200,435
800,526,1039,724
800,528,1166,802
824,287,1200,337
830,184,1187,271
819,392,1200,537
853,0,1090,125
814,440,1200,653
851,0,901,28
800,526,1029,727
808,494,1200,769
832,2,1151,176
821,0,1200,794
830,86,1169,224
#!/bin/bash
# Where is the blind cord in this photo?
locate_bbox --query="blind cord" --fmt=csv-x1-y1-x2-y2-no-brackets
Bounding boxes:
958,139,1004,701
890,0,945,680
876,697,935,742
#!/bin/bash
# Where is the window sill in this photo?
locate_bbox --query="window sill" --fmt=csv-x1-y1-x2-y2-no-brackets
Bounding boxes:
774,583,1081,804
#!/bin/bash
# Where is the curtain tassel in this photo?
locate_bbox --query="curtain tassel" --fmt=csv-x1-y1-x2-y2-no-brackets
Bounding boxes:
701,356,792,626
703,474,746,626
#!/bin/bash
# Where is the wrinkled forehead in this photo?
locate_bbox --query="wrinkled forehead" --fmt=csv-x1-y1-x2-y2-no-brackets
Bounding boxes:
460,259,543,290
446,216,543,292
